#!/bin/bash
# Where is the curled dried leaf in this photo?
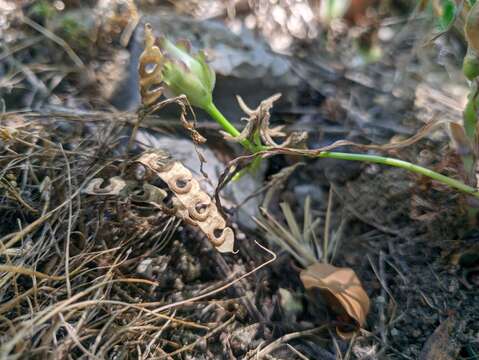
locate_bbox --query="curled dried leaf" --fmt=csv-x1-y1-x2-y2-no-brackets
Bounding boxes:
300,262,370,338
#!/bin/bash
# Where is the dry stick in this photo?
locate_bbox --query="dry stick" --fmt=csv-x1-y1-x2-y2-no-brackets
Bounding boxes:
0,36,42,62
378,251,388,345
1,237,274,355
74,251,142,354
59,144,73,298
214,250,265,322
0,178,38,213
0,287,53,316
286,344,310,360
142,310,176,360
343,333,357,360
90,309,126,356
160,315,236,359
59,313,102,360
0,265,64,281
252,326,327,359
58,300,208,330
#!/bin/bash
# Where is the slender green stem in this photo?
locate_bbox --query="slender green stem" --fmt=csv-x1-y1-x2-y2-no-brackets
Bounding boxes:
205,102,479,198
317,151,479,197
205,102,257,152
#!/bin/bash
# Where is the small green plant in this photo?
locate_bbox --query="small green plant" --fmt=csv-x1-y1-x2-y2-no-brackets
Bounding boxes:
138,24,479,199
422,1,479,190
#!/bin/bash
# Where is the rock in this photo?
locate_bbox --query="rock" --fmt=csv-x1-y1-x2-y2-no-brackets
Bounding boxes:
226,170,264,231
136,258,153,276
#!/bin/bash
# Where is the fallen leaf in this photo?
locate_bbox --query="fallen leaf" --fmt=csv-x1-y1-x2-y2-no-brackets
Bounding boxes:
300,262,370,338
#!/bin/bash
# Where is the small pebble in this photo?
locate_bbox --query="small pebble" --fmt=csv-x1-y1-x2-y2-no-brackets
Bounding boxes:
412,329,422,337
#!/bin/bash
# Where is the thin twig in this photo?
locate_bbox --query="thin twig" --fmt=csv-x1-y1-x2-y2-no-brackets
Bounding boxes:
253,326,327,359
21,16,85,68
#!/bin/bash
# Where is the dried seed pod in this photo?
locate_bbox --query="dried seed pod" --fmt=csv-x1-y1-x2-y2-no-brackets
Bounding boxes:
138,24,165,107
466,2,479,53
135,150,234,253
83,177,127,195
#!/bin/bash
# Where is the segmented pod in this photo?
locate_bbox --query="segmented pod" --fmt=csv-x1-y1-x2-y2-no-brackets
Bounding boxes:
135,150,235,253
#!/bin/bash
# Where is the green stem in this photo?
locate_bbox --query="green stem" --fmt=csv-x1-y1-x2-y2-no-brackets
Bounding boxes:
317,151,479,198
205,102,257,152
205,101,479,198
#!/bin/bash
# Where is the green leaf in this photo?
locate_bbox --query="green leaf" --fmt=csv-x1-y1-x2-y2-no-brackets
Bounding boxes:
437,0,456,31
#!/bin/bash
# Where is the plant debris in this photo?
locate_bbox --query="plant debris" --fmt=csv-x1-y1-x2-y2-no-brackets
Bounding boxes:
133,150,235,253
300,262,370,338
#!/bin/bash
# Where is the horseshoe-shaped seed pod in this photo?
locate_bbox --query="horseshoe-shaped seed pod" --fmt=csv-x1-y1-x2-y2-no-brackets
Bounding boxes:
139,24,165,107
83,177,126,195
188,193,212,221
170,173,193,194
135,151,235,253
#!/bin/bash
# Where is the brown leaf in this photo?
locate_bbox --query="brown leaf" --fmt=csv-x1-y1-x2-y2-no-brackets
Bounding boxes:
300,262,370,337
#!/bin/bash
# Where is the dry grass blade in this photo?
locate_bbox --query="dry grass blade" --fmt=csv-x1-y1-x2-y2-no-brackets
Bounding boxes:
255,203,319,267
0,111,200,358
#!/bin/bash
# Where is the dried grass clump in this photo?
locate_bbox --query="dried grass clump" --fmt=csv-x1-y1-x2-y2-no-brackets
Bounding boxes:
0,112,231,358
